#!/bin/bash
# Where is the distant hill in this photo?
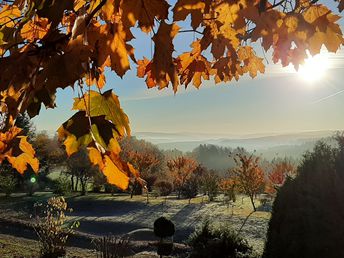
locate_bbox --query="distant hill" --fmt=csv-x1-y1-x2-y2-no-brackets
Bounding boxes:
135,130,337,153
132,131,339,171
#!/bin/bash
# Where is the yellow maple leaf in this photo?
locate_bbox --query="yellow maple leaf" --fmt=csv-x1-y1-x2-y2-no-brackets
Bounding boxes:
103,155,129,190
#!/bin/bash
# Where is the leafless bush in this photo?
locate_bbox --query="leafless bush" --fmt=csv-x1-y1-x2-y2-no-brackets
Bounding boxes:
93,235,132,258
33,196,78,258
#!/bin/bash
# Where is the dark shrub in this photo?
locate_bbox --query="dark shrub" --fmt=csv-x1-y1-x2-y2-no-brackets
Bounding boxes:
53,177,71,196
154,217,175,239
154,217,175,257
154,181,173,196
188,221,257,258
181,176,198,201
93,172,107,193
0,174,17,196
93,235,132,258
264,139,344,258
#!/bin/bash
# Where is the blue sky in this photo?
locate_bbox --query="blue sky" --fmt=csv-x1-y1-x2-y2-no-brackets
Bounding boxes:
32,1,344,136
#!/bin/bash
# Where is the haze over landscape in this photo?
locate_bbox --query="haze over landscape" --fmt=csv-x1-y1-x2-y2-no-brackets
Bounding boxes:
33,50,344,159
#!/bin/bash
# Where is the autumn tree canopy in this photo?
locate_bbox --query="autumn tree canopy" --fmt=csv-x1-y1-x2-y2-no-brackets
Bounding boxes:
0,0,343,189
167,156,198,198
230,150,265,211
266,159,296,194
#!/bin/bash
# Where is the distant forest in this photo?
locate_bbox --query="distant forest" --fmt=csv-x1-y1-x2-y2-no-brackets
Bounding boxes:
160,137,336,173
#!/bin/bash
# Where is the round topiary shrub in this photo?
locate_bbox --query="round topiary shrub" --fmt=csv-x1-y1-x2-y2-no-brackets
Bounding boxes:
154,216,175,239
154,217,175,257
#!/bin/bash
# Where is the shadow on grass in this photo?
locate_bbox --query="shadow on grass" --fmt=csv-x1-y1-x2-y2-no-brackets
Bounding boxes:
77,220,142,236
0,192,53,215
68,198,148,217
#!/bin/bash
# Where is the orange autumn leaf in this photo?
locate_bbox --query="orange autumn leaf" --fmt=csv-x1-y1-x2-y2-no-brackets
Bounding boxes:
151,22,180,91
0,127,39,174
103,155,129,189
121,0,169,33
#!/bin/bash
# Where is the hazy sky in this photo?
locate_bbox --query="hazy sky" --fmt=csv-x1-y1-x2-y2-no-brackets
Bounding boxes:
32,1,344,136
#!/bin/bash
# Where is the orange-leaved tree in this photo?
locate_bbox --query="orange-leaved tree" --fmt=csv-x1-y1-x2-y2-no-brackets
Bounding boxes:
0,0,343,189
219,178,237,202
230,149,265,211
167,156,197,199
120,137,164,196
266,159,296,195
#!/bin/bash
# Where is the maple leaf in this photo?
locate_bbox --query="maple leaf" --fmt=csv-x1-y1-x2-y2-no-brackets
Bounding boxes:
20,17,51,42
58,92,137,190
173,0,211,29
137,57,157,88
103,155,129,189
74,0,87,12
199,15,241,60
177,41,211,88
238,46,265,78
57,111,121,156
0,5,21,27
6,136,39,174
0,126,39,174
121,0,169,33
99,0,121,22
85,65,106,89
87,146,132,190
151,22,180,91
72,90,130,136
38,36,91,89
36,0,74,28
92,23,135,77
212,55,242,83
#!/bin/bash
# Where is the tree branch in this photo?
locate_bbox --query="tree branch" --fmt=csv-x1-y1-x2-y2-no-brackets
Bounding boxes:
86,0,108,25
179,29,203,35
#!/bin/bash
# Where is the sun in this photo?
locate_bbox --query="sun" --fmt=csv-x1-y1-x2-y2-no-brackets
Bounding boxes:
298,53,330,82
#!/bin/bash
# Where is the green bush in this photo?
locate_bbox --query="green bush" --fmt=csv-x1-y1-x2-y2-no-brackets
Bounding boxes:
154,181,173,196
188,221,257,258
181,176,198,201
264,139,344,258
0,174,17,196
53,177,71,196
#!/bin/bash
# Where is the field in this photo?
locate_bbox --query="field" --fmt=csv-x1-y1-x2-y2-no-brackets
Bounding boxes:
0,192,271,257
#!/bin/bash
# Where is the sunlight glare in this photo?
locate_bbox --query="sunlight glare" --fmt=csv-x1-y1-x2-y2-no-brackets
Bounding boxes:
298,53,329,83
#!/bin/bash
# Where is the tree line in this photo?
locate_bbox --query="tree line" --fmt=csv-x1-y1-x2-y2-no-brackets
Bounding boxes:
0,116,296,212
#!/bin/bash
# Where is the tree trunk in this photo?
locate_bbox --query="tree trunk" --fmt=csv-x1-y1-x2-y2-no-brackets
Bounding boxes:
249,194,256,211
70,175,74,192
130,185,135,198
146,190,149,204
75,177,79,192
80,177,87,196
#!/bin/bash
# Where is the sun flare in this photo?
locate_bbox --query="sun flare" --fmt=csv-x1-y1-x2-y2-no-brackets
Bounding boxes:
298,54,330,82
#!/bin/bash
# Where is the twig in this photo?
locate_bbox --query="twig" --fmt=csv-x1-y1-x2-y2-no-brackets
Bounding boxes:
236,210,255,237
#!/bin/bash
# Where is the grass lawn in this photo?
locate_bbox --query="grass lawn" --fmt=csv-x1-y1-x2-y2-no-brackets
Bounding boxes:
0,233,97,258
0,192,271,254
